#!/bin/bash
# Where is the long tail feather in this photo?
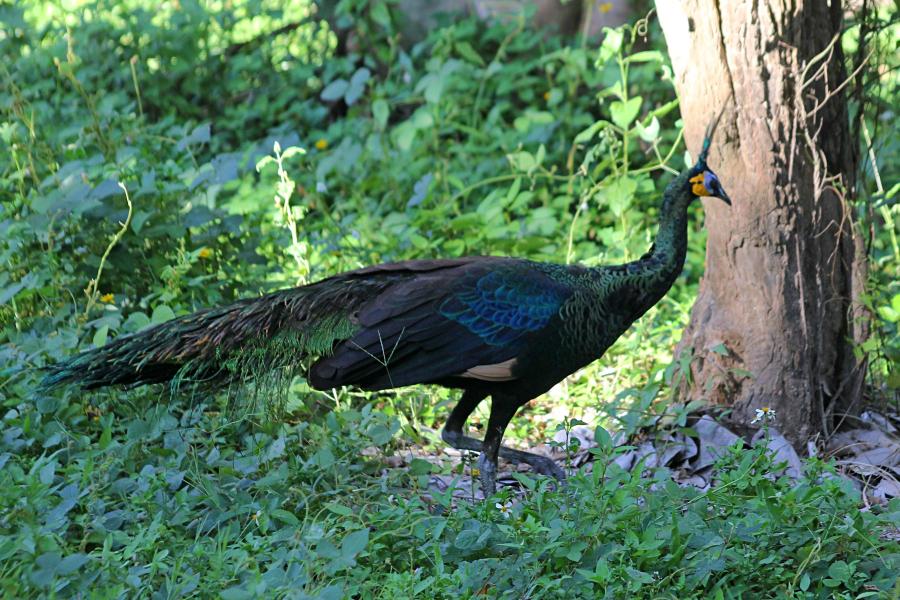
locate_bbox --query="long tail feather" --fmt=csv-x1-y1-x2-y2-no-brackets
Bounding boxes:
40,283,366,392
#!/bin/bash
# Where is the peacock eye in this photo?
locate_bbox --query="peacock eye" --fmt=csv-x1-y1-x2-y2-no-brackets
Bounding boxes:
703,171,718,189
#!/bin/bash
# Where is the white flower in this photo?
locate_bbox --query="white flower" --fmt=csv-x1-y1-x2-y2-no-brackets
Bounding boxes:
751,407,776,424
495,501,513,519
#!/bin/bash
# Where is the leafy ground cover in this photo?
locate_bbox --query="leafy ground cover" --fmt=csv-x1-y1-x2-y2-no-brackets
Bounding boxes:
1,1,898,597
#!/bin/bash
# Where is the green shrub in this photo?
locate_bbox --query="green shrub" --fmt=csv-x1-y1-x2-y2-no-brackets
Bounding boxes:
1,1,897,597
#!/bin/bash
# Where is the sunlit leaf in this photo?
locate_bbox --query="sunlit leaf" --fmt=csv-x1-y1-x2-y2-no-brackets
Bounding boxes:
610,97,642,128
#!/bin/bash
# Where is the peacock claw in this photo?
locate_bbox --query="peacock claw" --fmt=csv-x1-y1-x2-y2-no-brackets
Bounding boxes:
528,456,566,480
442,427,565,494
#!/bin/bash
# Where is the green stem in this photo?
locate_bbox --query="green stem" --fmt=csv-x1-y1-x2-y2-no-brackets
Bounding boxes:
84,183,133,318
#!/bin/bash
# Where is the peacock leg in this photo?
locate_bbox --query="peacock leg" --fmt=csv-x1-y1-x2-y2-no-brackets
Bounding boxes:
441,390,565,488
440,389,487,451
476,395,524,494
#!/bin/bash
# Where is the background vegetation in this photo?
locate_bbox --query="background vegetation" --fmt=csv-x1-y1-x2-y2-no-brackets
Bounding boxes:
0,1,897,597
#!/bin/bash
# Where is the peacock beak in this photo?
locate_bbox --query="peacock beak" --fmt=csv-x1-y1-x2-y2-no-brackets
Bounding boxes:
717,189,731,206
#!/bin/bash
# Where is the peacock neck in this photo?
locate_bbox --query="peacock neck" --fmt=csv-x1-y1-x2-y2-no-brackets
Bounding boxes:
595,176,694,311
647,184,692,274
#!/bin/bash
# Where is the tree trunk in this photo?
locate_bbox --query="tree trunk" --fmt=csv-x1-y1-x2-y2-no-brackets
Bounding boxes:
654,1,868,444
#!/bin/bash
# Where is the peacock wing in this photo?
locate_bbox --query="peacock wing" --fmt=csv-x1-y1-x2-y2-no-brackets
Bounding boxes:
308,260,573,390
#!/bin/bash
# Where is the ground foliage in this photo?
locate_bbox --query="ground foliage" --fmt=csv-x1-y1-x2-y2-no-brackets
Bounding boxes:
0,0,898,598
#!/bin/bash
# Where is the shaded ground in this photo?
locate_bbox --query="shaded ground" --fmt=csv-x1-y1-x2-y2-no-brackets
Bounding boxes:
381,407,900,537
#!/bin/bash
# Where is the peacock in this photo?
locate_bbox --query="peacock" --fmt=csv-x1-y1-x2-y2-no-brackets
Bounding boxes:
43,120,730,494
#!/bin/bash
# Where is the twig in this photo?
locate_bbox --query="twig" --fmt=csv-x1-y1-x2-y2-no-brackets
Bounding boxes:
84,182,133,317
130,56,143,118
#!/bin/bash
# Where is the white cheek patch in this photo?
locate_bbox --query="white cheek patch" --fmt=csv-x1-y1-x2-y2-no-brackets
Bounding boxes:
459,358,519,381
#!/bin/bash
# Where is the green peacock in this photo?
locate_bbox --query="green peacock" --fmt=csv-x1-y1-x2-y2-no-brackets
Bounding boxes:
43,120,731,494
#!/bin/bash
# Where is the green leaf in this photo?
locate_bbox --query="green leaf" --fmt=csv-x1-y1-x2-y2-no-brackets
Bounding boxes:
606,175,637,217
175,123,210,151
255,155,275,172
423,74,444,104
454,529,480,550
366,422,395,445
99,419,112,449
409,458,433,475
456,41,484,66
221,587,253,600
450,213,483,231
39,460,56,484
341,528,369,559
57,553,89,574
710,342,728,356
514,110,553,133
636,116,660,142
311,447,335,468
505,178,522,206
508,151,536,173
93,324,109,347
271,509,300,526
564,541,587,561
345,68,371,105
131,210,152,234
325,502,353,517
321,79,349,102
610,97,642,129
575,120,609,144
511,473,536,490
799,573,810,591
370,1,391,28
151,305,175,324
409,233,430,249
123,311,151,332
280,146,306,161
394,122,417,151
411,108,433,129
372,99,389,128
594,426,613,450
624,50,664,63
827,560,851,582
0,279,28,306
598,27,624,64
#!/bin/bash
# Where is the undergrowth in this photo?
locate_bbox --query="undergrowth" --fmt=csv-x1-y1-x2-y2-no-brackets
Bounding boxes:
0,0,898,597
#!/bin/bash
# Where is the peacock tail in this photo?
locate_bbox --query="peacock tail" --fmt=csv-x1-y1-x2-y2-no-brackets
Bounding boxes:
40,264,437,392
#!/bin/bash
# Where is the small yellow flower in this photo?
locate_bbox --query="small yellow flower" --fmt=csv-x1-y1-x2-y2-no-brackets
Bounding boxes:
599,2,613,14
99,293,115,304
543,91,551,101
197,247,212,259
315,138,328,150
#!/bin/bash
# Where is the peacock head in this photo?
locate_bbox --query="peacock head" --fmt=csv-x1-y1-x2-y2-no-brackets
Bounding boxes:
688,169,730,205
686,106,731,206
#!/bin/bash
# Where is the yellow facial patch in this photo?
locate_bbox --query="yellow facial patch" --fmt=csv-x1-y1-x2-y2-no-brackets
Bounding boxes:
689,173,710,197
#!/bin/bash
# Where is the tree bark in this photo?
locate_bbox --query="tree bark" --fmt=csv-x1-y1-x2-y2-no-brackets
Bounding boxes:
654,0,868,444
